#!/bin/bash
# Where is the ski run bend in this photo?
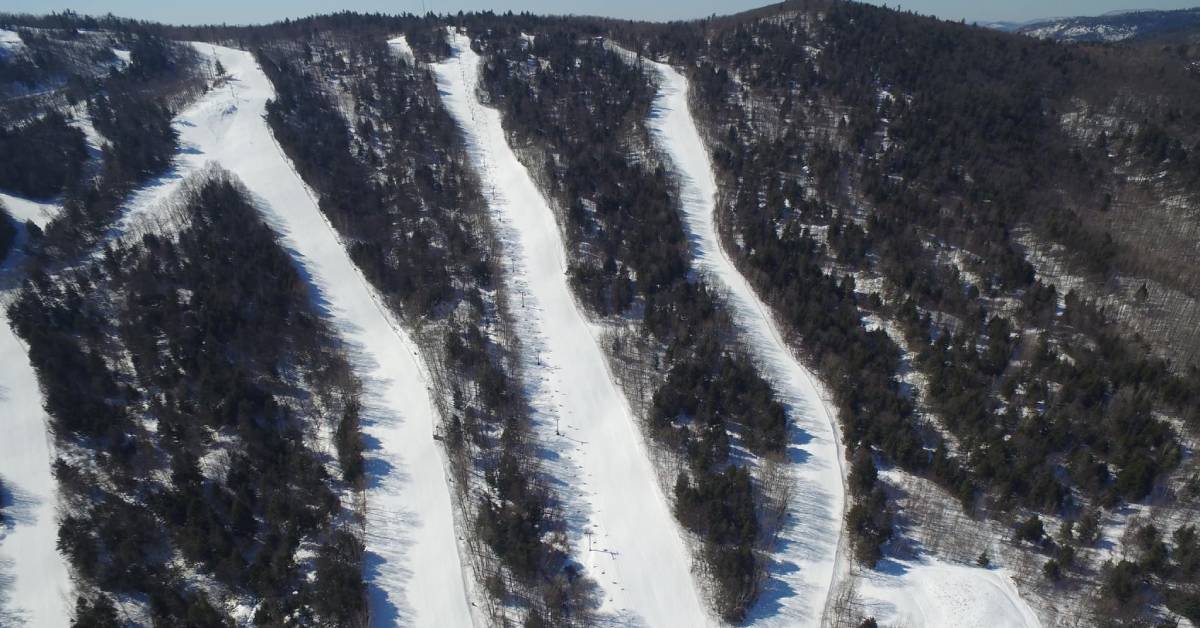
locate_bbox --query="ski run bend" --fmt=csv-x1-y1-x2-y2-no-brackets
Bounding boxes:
639,57,1041,628
637,55,847,627
434,31,711,626
105,44,474,626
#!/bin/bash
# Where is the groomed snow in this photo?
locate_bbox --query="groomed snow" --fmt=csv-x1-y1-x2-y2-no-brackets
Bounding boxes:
0,194,60,230
433,30,711,627
857,560,1041,627
387,36,414,64
634,52,847,627
0,29,23,55
0,231,73,628
91,43,476,626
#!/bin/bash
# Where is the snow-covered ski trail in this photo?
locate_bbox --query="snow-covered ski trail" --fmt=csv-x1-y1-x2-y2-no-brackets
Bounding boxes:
634,55,848,627
635,54,1042,628
0,228,72,628
433,31,711,627
103,43,476,627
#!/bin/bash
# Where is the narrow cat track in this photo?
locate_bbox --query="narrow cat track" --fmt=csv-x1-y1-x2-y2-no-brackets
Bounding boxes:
433,30,712,627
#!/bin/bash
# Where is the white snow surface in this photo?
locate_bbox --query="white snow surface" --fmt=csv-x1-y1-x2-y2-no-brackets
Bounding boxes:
856,560,1041,628
0,234,73,627
0,193,60,229
433,30,711,627
637,54,847,627
387,35,414,64
0,29,23,55
105,43,476,626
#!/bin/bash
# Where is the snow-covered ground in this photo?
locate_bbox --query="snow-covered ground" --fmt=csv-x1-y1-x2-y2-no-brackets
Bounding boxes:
0,223,73,626
0,193,60,230
636,53,847,627
387,36,414,64
434,30,711,627
856,560,1041,628
92,43,476,626
0,29,23,56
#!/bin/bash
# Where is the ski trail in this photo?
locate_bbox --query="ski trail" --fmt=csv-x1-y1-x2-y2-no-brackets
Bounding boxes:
105,43,477,627
0,227,72,628
433,31,712,627
633,54,848,627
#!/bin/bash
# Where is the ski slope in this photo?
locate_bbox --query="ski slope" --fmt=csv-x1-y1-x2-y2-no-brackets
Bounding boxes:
635,54,847,627
857,560,1041,627
433,30,711,627
638,56,1042,628
0,230,72,628
106,43,475,626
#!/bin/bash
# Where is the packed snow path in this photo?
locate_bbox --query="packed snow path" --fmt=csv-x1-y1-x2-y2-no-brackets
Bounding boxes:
114,43,475,627
433,31,711,627
634,54,847,627
0,230,72,628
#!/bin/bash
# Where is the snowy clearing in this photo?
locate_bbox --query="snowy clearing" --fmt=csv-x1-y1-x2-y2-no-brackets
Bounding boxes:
387,35,414,64
98,43,476,626
856,560,1041,628
0,29,23,55
635,52,847,627
0,226,73,627
0,193,60,230
434,30,711,627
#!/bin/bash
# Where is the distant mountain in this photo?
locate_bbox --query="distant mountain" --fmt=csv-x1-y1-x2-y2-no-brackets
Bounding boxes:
998,7,1200,42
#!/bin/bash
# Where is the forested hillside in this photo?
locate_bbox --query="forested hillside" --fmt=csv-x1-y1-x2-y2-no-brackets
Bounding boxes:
470,25,795,620
252,23,594,625
608,1,1200,624
9,173,366,625
1,4,1199,627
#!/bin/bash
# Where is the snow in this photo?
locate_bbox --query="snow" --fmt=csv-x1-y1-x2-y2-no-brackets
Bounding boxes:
111,48,132,65
99,43,476,626
387,36,414,64
856,560,1041,628
433,30,711,626
0,193,60,229
636,54,847,627
0,228,73,626
0,29,23,56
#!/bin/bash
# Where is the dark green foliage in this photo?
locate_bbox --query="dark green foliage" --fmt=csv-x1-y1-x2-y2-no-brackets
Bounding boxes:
674,467,758,622
1015,515,1046,545
71,594,120,628
846,487,892,567
0,208,17,267
0,112,87,199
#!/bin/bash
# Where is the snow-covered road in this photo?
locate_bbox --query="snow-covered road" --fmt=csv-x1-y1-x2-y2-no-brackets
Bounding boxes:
636,54,848,628
98,43,476,627
434,31,711,627
0,229,72,628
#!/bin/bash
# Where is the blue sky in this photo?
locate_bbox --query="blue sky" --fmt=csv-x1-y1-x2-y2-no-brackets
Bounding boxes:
3,0,1197,25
